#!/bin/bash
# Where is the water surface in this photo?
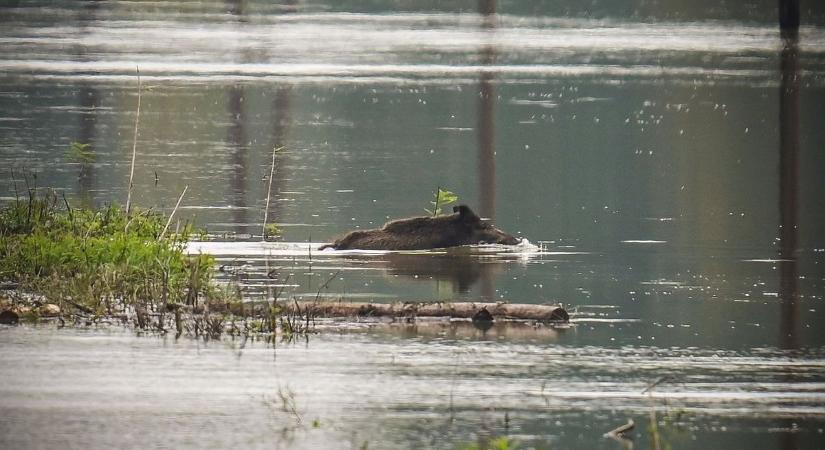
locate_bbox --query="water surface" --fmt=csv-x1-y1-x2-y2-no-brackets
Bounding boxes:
1,326,823,450
1,1,824,448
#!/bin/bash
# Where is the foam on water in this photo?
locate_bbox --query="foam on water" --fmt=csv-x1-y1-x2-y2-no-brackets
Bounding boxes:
187,237,551,258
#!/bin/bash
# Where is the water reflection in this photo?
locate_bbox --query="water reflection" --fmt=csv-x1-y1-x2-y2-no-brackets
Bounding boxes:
225,1,253,234
477,1,497,222
477,0,498,300
226,84,249,233
777,11,801,447
343,252,511,294
267,85,291,233
74,2,101,208
265,1,298,238
224,0,245,18
75,85,98,208
778,27,800,351
356,319,562,342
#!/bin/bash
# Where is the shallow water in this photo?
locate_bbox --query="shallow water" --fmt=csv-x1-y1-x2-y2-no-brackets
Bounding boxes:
1,1,825,448
1,326,824,450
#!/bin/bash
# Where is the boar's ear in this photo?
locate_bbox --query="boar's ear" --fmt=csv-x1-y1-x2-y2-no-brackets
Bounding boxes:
454,205,481,223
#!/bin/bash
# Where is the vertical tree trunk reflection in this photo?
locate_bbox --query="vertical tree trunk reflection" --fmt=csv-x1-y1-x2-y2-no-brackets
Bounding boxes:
267,86,292,236
777,5,801,448
227,85,248,234
477,0,497,300
75,2,101,209
226,0,249,234
477,0,497,222
778,23,800,351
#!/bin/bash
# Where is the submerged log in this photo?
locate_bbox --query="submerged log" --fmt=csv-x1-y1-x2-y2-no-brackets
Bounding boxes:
604,419,635,442
349,320,563,342
280,301,569,322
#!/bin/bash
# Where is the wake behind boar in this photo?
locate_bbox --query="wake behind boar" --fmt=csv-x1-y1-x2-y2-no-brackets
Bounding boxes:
319,205,520,251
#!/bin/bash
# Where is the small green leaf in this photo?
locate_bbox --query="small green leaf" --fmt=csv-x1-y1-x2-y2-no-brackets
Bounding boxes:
427,187,459,217
66,142,95,164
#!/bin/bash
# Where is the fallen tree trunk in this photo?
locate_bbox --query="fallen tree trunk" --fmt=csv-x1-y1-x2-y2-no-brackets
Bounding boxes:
280,301,569,322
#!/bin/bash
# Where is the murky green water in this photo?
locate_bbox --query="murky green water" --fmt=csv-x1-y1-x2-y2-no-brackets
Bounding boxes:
2,1,825,449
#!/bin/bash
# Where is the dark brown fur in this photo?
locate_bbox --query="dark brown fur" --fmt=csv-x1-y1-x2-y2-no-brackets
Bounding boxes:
319,205,520,250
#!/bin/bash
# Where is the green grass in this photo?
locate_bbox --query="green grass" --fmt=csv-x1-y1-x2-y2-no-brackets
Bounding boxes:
0,188,218,318
458,436,520,450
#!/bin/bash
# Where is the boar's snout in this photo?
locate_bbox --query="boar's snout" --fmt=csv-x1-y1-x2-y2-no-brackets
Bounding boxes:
497,233,521,245
475,225,520,246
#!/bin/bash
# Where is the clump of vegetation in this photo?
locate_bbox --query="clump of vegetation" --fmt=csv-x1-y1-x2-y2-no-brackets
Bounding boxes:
425,186,459,217
0,188,216,320
0,186,319,339
65,141,95,164
263,222,282,241
458,436,520,450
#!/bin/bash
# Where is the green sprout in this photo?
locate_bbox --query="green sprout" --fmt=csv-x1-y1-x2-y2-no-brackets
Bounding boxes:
425,187,459,217
66,142,95,164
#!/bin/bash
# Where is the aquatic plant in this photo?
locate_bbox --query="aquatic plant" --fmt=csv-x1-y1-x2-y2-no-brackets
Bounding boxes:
264,222,282,240
262,146,284,240
65,142,95,164
277,385,303,424
0,188,216,320
425,186,459,217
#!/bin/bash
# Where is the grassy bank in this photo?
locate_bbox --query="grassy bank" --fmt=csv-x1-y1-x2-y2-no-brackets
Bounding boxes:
0,189,224,326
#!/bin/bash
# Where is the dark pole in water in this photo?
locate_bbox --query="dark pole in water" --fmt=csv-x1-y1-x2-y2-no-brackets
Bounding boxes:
227,1,249,234
478,61,496,222
227,87,249,234
777,8,800,351
777,10,802,450
778,0,800,37
477,0,498,301
478,0,496,16
264,86,291,240
477,0,497,221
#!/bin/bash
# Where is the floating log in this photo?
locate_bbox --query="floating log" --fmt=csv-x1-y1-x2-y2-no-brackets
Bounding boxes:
280,301,569,322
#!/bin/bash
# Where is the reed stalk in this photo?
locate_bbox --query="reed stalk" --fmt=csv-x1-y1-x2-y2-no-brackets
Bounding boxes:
262,146,282,240
125,66,142,215
160,185,188,240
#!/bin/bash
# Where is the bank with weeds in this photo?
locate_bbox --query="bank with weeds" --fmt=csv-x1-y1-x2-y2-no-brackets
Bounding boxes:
0,189,255,334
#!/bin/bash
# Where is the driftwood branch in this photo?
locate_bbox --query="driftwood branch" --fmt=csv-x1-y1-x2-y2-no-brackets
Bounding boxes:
605,419,635,438
277,301,569,322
